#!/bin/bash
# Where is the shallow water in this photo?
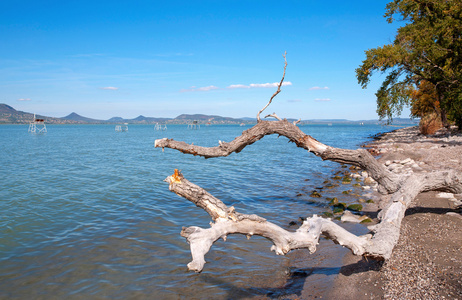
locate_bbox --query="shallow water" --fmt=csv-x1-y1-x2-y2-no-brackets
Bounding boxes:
0,124,401,299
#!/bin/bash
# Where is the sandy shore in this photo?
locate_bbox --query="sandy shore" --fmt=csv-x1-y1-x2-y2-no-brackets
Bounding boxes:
329,126,462,299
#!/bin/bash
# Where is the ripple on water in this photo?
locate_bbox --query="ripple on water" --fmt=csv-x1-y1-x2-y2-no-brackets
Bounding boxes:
0,124,400,299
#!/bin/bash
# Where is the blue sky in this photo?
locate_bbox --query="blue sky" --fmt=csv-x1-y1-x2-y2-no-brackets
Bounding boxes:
0,0,408,120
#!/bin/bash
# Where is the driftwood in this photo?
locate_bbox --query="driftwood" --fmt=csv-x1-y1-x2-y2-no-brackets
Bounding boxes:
154,58,462,272
157,124,462,272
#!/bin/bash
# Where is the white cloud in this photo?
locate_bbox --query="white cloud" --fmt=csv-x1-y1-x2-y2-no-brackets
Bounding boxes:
227,84,250,89
309,86,329,90
197,85,219,91
314,98,331,101
250,82,292,88
227,82,292,89
17,98,31,101
181,81,292,92
180,85,219,92
99,87,119,90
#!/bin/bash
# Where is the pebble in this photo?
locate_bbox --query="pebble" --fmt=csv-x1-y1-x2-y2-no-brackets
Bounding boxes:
401,158,412,164
340,211,370,223
446,212,462,219
363,177,376,185
437,192,454,198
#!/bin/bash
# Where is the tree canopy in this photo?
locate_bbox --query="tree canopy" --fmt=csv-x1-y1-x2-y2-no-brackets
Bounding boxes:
356,0,462,128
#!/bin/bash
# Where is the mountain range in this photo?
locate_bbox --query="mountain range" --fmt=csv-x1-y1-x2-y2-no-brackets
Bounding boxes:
0,103,418,125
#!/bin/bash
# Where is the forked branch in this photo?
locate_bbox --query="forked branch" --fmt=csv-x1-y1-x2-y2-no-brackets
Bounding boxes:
257,52,287,122
164,169,462,272
156,56,462,273
156,120,462,272
155,119,402,194
165,169,371,272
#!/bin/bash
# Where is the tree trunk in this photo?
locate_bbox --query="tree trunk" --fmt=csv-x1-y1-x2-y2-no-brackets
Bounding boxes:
440,106,449,128
436,87,450,128
155,120,462,272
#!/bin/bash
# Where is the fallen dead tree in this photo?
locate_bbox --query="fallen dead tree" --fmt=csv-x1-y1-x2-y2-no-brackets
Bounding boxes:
154,56,462,272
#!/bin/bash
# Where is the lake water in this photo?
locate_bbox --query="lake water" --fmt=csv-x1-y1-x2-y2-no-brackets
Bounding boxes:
0,124,402,299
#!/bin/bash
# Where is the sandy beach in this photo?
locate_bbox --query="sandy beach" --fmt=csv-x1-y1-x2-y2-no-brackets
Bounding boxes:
329,126,462,299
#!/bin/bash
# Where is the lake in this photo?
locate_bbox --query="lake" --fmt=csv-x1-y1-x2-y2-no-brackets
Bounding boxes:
0,123,403,299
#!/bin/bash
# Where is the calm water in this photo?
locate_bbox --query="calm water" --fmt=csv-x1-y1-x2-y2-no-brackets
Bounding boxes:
0,124,400,299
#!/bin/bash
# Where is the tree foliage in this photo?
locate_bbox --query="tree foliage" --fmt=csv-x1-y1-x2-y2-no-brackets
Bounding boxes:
410,80,439,118
356,0,462,128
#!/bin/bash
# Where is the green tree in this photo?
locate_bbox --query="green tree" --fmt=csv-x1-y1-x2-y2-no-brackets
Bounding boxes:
410,80,439,118
356,0,462,128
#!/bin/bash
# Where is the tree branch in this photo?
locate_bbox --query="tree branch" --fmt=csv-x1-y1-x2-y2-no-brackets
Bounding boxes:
164,169,462,272
257,52,287,122
264,113,282,121
165,170,370,272
155,119,402,193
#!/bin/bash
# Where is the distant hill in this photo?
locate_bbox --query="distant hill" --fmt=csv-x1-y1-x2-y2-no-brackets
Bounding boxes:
62,112,101,123
0,104,252,125
0,104,99,124
300,118,418,125
130,115,171,123
0,104,17,113
107,117,125,122
175,114,220,120
0,103,419,126
0,103,66,124
172,114,243,124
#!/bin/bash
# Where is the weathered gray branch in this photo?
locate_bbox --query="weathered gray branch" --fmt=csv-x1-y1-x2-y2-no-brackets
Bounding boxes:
155,56,462,272
165,170,371,272
155,119,402,194
256,52,287,122
164,169,462,272
367,170,462,258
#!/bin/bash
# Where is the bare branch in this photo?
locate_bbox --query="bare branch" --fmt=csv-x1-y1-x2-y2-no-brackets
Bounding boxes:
166,170,370,272
257,52,287,122
155,119,403,193
165,169,462,272
264,113,282,121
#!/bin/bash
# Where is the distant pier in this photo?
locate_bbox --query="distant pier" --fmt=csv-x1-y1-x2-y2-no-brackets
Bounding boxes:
28,114,47,134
